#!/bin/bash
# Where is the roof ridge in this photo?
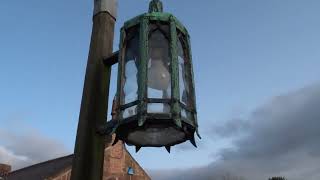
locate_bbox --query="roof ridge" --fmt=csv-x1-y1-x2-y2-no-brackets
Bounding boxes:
8,146,150,179
9,154,73,175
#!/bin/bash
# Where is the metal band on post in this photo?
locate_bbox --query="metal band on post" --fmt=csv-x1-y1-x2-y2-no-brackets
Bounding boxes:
94,0,118,19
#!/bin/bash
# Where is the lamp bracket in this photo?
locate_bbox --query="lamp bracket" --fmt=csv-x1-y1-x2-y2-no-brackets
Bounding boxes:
96,119,119,136
103,50,119,66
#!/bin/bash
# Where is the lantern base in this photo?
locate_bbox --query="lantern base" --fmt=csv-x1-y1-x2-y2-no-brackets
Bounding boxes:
128,126,185,146
115,118,195,147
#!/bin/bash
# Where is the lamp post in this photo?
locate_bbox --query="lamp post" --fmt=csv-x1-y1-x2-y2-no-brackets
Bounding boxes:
71,0,199,180
70,0,117,180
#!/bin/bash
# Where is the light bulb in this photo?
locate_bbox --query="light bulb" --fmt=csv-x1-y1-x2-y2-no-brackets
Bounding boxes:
148,48,170,90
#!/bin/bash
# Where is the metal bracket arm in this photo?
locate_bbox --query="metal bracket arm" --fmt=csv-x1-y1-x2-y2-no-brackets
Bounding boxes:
96,119,119,136
103,50,119,66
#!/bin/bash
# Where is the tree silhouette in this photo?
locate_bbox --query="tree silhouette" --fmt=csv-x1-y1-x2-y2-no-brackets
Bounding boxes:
268,177,287,180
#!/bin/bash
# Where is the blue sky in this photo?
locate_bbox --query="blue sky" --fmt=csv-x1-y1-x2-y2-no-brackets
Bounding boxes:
1,0,320,176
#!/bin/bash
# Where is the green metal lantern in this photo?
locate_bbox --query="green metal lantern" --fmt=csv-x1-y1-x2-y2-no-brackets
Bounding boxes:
113,0,200,152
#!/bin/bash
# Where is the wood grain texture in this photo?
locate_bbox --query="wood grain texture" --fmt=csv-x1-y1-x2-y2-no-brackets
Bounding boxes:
71,11,115,180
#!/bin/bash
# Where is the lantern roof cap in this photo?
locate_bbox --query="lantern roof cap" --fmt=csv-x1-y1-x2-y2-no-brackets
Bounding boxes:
149,0,163,13
122,13,189,37
120,0,189,35
121,0,190,41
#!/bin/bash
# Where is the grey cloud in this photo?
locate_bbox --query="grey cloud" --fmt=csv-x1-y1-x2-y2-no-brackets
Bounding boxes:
0,128,70,170
0,146,29,169
227,84,320,159
209,117,250,138
149,83,320,180
149,167,247,180
174,137,205,152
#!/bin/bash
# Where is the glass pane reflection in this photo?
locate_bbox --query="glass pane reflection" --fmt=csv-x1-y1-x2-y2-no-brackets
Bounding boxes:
181,108,193,123
148,103,170,114
178,38,190,106
123,33,139,105
148,29,171,100
123,105,138,119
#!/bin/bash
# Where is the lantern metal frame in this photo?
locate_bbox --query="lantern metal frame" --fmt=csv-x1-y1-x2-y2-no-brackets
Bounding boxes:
108,1,200,149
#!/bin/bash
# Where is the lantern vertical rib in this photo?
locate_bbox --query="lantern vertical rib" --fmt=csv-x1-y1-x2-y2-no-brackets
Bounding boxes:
116,28,125,120
186,35,201,138
169,17,182,128
138,17,149,127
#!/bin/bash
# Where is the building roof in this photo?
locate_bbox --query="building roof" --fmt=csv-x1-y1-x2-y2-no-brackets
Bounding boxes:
5,142,151,180
6,155,73,180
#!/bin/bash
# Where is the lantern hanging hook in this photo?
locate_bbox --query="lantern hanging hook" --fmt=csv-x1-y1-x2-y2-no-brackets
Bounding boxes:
149,0,163,13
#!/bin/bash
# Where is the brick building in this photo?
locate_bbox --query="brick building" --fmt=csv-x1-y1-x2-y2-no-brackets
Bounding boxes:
0,137,150,180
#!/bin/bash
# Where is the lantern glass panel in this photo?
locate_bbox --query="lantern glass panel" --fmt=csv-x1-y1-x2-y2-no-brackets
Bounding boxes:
147,103,170,113
178,37,190,106
147,29,171,99
181,108,192,120
123,105,138,119
123,32,139,104
121,27,139,119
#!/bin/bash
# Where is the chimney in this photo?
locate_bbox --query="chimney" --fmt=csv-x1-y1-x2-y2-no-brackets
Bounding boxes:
0,164,11,177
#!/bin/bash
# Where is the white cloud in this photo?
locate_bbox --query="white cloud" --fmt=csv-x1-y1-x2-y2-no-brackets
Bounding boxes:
0,146,29,166
0,128,70,170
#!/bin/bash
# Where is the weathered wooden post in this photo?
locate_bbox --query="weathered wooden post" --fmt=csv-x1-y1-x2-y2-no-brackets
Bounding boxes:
70,0,117,179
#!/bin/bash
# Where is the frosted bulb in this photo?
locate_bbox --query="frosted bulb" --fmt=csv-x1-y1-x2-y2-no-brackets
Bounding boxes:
148,59,170,90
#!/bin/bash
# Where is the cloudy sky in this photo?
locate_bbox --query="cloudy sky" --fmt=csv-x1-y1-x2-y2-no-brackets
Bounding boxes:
1,0,320,179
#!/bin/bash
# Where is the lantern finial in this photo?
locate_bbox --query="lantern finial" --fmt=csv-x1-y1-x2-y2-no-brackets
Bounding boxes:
149,0,163,13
